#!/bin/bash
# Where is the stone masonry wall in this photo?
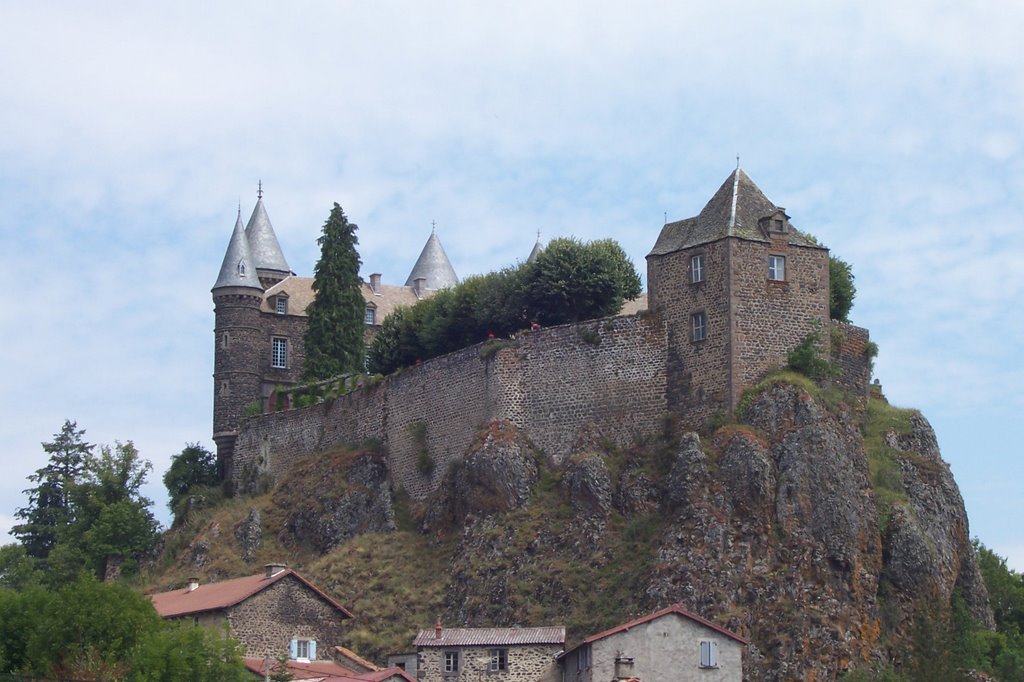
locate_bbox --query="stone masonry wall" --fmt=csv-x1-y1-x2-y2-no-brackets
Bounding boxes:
259,310,310,406
417,644,562,682
231,315,667,498
226,574,348,660
729,238,829,404
830,320,872,398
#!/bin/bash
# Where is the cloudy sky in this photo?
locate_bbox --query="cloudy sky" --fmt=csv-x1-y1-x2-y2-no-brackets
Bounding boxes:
1,2,1021,569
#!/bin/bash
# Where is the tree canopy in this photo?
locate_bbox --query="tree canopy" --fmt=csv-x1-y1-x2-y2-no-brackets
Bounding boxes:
303,203,366,380
163,443,220,526
368,237,641,375
829,255,856,322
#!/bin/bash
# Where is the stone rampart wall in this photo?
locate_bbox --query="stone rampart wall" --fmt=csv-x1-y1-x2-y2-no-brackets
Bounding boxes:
830,321,872,399
231,314,667,497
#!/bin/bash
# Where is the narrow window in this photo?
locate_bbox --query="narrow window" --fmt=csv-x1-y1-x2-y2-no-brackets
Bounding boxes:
276,296,288,315
691,312,707,342
221,331,230,349
690,253,704,283
444,651,459,674
365,307,376,325
699,640,718,668
769,255,786,281
272,337,288,368
489,648,508,672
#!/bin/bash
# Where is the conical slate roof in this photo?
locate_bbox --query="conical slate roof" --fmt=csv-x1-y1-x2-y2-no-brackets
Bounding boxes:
649,168,822,256
527,235,543,263
405,230,459,289
244,197,290,274
213,211,263,291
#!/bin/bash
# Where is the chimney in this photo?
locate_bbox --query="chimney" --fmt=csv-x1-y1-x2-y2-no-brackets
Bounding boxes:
187,577,199,592
369,273,382,295
613,655,634,681
434,620,443,640
265,562,287,578
414,277,426,299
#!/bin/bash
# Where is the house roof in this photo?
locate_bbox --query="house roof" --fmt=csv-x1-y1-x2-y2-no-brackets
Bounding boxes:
648,168,823,257
245,196,291,275
405,230,459,290
414,626,565,648
262,276,425,319
559,603,747,660
243,659,416,682
213,210,264,291
149,568,354,619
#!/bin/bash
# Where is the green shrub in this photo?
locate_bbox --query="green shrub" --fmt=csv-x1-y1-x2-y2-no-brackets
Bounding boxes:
787,325,838,380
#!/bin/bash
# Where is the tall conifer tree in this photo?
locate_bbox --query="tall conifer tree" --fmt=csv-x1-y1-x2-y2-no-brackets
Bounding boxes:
303,203,365,380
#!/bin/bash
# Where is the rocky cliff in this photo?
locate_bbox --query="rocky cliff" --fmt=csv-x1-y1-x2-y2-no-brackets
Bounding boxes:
154,377,991,681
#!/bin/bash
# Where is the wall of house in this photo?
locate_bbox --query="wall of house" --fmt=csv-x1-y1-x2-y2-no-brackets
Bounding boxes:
226,575,348,661
729,238,830,406
647,239,733,429
417,644,562,682
231,315,668,497
564,615,743,682
258,310,310,406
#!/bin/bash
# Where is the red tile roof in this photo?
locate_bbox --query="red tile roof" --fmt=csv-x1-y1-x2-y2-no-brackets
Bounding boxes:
243,659,416,682
560,603,747,659
149,568,353,619
414,626,565,648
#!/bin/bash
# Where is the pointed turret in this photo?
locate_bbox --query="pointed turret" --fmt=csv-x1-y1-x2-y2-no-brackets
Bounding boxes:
527,231,543,263
213,211,262,291
245,192,291,287
405,228,459,290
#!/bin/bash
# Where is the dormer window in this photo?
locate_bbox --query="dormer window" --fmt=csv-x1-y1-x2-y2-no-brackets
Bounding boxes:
237,259,247,277
275,296,288,315
759,210,790,235
772,218,784,232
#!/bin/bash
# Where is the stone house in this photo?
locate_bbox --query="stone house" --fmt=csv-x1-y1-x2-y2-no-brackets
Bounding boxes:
150,563,352,664
413,624,565,682
558,604,747,682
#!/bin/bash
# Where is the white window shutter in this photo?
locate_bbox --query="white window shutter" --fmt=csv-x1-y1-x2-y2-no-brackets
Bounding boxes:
290,638,298,660
309,641,317,660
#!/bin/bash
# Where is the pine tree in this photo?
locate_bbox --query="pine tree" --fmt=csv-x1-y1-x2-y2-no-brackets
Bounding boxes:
303,203,366,380
12,420,92,560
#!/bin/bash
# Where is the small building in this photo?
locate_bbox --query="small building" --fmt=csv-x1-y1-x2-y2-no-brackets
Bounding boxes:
242,657,417,682
413,624,566,682
558,605,747,682
150,563,353,664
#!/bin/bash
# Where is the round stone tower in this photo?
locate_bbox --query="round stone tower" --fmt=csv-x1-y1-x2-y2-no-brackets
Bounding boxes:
212,208,265,481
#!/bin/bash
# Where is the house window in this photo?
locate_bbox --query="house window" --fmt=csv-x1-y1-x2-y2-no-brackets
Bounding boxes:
772,218,784,232
365,307,376,325
690,253,704,283
691,312,707,342
699,640,718,668
272,337,288,368
291,638,317,661
769,255,786,281
443,651,459,675
276,296,288,315
489,649,508,672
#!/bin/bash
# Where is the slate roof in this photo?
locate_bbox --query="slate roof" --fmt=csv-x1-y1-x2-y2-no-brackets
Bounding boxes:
213,210,263,291
414,626,565,648
149,568,353,619
245,196,292,275
405,231,459,290
559,603,747,660
648,169,823,256
262,277,424,320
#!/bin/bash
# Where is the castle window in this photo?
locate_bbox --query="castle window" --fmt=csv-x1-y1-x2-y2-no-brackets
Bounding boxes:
221,331,230,349
690,254,705,283
772,218,784,232
769,255,786,281
237,259,247,277
365,307,376,325
691,312,707,342
443,651,459,675
699,640,718,668
276,296,288,315
272,337,288,368
489,649,508,672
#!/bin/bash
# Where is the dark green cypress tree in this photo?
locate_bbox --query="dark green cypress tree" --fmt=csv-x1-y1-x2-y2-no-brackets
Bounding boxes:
303,203,366,380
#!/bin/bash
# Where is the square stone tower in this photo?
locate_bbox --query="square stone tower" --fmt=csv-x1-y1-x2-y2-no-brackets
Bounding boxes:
647,169,829,428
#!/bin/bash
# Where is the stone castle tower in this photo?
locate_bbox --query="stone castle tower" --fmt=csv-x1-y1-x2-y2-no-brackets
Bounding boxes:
647,168,829,427
211,190,459,474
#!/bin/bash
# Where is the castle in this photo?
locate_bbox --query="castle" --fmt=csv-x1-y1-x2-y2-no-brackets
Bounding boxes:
213,168,872,493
